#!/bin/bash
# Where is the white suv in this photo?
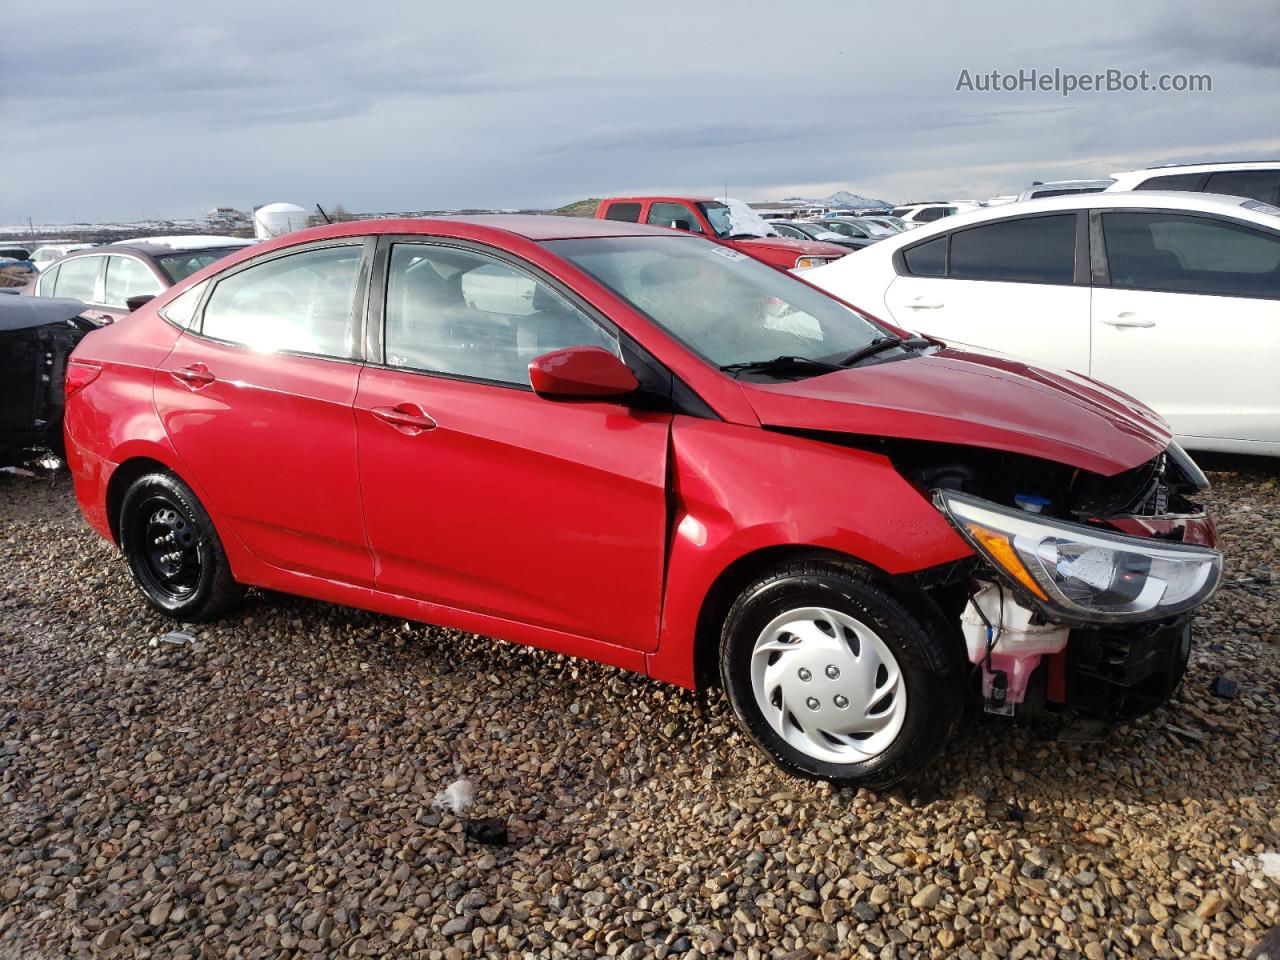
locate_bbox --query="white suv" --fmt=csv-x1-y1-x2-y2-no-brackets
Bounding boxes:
888,202,980,229
1107,162,1280,205
805,191,1280,455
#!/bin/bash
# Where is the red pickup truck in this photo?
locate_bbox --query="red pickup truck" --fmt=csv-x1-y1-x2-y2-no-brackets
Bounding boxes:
595,196,849,271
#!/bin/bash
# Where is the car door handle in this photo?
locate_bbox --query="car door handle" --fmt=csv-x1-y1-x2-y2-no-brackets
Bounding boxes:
904,299,944,310
1101,313,1156,328
371,404,437,434
170,363,215,389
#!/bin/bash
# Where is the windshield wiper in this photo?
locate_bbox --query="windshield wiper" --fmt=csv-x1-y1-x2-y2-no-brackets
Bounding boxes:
719,355,842,378
836,336,932,368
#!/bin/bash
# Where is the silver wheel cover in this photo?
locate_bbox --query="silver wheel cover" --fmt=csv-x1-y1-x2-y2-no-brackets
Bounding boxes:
749,606,907,764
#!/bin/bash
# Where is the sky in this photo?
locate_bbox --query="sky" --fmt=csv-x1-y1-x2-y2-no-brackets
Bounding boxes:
4,0,1279,223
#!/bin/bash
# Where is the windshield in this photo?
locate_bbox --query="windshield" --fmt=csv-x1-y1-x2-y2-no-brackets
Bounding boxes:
545,235,887,370
157,249,239,283
696,199,776,239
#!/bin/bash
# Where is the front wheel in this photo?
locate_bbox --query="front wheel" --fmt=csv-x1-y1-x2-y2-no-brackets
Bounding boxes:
719,558,961,788
119,471,244,622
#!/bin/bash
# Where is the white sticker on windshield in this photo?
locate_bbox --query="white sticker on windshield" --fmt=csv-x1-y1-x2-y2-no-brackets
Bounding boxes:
709,246,748,262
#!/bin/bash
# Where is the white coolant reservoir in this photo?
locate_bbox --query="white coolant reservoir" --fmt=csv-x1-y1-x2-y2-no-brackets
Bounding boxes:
961,582,1069,714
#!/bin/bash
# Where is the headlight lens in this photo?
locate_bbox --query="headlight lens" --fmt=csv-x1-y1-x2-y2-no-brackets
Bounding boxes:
935,490,1222,623
794,256,828,270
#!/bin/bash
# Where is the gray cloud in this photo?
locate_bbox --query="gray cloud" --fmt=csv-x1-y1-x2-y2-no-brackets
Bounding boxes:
5,0,1278,223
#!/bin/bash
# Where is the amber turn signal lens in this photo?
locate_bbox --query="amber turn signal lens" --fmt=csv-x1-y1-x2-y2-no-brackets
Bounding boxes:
965,523,1050,601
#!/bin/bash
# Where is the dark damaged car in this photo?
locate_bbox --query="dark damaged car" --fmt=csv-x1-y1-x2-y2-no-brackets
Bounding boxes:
1,296,97,466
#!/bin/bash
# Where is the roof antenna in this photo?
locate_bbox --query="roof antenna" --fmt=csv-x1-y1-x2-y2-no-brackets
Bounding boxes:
315,203,332,225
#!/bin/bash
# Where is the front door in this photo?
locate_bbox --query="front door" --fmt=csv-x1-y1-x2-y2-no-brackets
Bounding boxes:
1090,210,1280,444
355,240,671,650
154,240,375,585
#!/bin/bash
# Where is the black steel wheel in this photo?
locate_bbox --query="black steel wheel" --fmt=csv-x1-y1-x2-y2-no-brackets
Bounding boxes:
118,471,244,621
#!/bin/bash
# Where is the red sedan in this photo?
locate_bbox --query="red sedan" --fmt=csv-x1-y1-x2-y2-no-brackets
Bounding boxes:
63,216,1222,786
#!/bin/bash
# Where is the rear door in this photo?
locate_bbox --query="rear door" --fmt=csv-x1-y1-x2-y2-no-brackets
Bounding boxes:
1089,210,1280,443
354,238,671,651
154,239,376,584
884,212,1091,372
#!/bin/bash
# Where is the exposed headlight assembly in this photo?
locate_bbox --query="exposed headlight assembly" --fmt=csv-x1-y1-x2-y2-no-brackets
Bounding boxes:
935,490,1222,624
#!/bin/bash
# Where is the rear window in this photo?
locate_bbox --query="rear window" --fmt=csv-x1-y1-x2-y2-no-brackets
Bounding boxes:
156,249,239,283
903,237,945,277
1133,173,1204,191
602,202,641,223
948,215,1076,284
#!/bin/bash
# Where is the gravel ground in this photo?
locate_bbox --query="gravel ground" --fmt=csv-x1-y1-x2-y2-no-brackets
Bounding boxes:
0,460,1277,960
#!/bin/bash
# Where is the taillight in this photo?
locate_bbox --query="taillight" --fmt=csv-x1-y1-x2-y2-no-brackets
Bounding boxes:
64,361,102,399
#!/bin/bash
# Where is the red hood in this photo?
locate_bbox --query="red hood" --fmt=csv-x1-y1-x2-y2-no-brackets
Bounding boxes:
735,236,850,258
741,344,1171,476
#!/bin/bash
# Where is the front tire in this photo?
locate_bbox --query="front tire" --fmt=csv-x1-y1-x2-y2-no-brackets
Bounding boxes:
119,471,244,622
719,558,961,788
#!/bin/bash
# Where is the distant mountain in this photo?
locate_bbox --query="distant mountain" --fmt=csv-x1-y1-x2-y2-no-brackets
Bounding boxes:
781,190,892,208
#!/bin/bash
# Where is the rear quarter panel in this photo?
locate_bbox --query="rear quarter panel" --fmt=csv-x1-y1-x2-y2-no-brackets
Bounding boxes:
64,310,185,541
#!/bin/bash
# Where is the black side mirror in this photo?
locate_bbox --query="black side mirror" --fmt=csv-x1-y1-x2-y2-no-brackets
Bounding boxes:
670,219,692,231
125,294,155,312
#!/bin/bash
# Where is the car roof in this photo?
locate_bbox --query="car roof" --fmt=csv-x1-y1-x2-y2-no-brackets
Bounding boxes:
851,190,1280,249
1112,160,1280,178
58,242,254,260
1022,179,1115,190
601,196,716,205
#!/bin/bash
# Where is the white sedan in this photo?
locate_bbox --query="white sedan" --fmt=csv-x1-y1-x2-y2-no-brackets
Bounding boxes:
805,191,1280,455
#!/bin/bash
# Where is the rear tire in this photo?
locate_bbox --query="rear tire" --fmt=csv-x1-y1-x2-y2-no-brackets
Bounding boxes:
119,471,244,622
719,558,961,789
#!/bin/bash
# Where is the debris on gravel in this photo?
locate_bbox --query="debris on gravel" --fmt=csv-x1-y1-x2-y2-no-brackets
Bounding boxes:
0,459,1277,959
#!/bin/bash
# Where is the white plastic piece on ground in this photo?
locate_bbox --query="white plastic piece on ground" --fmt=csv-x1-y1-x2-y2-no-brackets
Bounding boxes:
960,582,1069,709
1259,852,1280,880
712,197,777,238
254,203,310,240
434,778,474,815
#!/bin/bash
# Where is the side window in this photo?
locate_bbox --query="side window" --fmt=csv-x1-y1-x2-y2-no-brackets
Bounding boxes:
1203,171,1280,205
949,215,1076,284
201,245,363,357
36,264,61,296
1133,173,1204,191
646,202,703,233
159,280,210,329
103,256,163,307
603,202,642,223
903,237,946,277
384,243,616,386
52,256,101,302
1102,212,1280,298
916,207,946,223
